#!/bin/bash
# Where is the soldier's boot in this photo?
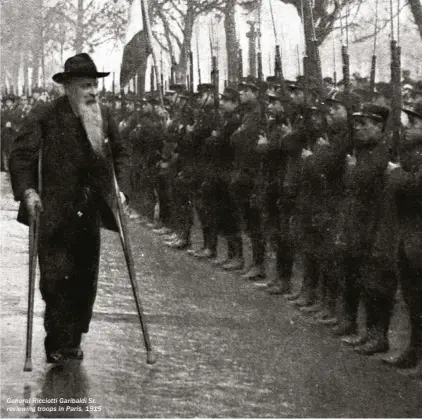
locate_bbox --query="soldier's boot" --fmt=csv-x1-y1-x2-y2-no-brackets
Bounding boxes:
285,291,302,301
342,333,369,347
187,246,205,256
331,319,358,337
214,238,236,266
241,265,266,280
316,308,339,326
169,238,191,250
223,258,244,271
354,331,389,356
194,248,216,259
293,254,319,308
213,256,231,266
223,236,244,271
382,347,422,369
268,253,293,294
292,287,317,308
382,325,422,369
267,278,292,295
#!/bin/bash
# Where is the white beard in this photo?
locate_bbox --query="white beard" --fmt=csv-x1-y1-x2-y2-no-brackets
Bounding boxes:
78,101,106,158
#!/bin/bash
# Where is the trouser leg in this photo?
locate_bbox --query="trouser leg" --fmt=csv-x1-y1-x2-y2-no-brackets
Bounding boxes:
39,210,101,352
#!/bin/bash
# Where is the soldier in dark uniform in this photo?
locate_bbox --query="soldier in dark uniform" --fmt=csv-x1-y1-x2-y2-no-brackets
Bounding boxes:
165,88,196,249
9,53,130,363
135,93,168,230
254,89,291,293
378,104,422,370
270,80,313,302
333,104,390,353
190,83,219,259
229,77,267,279
1,94,18,172
298,92,357,320
209,87,243,270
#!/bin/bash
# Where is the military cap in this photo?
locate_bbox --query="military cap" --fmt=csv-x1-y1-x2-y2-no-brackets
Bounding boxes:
169,83,186,92
197,83,215,93
178,90,191,100
220,87,239,101
144,91,161,105
374,82,392,99
402,102,422,120
412,81,422,96
284,79,300,90
238,75,259,91
324,91,361,112
3,94,17,102
353,103,390,123
267,90,290,103
265,76,280,87
125,91,141,104
32,87,44,94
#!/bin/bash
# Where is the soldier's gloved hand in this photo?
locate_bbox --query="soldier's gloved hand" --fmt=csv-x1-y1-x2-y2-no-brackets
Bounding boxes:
23,189,43,220
346,154,357,167
119,191,127,205
316,136,330,147
187,124,194,133
280,122,292,137
386,161,401,174
5,121,12,128
301,148,313,159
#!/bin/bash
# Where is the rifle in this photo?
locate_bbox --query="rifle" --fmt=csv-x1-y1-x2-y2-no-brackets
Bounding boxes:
189,51,194,94
370,0,379,92
150,65,155,92
211,55,221,128
238,49,243,81
390,39,402,161
196,32,202,85
342,43,354,152
112,73,116,111
170,56,176,85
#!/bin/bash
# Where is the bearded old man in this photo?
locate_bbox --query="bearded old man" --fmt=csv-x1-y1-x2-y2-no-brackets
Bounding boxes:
9,53,131,363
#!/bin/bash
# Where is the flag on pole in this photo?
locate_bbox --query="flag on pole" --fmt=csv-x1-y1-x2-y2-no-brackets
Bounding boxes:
120,1,151,88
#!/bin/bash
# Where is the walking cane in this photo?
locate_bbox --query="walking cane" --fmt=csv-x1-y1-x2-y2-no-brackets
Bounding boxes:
110,157,157,365
24,210,40,372
24,137,43,372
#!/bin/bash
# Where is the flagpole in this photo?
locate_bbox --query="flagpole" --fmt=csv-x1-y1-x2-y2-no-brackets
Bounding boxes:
140,0,164,107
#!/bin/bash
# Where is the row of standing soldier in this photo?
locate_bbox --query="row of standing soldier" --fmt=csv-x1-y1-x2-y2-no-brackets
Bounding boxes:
116,60,422,375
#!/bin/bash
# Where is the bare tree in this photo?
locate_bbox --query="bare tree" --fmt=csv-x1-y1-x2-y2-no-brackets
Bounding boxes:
408,0,422,41
47,0,128,54
152,0,225,82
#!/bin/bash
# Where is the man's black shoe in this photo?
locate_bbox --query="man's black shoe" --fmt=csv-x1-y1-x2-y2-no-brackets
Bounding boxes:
46,350,66,364
64,347,84,360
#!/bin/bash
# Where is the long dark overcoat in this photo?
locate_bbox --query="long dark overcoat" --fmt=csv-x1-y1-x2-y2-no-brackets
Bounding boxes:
9,95,130,350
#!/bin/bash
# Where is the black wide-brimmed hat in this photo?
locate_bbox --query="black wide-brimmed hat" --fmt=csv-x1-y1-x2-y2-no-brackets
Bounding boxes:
52,53,110,84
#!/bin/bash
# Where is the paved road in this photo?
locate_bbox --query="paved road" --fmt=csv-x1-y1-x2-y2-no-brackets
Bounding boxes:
1,173,421,418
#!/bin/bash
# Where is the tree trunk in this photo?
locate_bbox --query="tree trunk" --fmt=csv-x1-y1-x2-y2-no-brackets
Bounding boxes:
301,0,320,83
32,56,40,88
224,0,238,84
137,62,148,96
23,52,29,95
408,0,422,41
75,0,84,53
176,5,194,83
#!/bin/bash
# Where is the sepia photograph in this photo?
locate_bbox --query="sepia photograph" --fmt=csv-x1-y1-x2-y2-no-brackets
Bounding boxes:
1,0,422,417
